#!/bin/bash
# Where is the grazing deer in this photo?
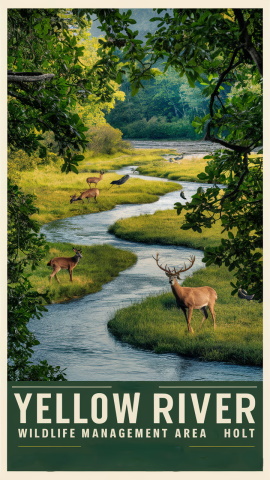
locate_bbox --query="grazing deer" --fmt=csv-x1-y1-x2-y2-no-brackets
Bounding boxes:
47,248,83,283
153,253,217,333
86,170,105,188
70,188,99,204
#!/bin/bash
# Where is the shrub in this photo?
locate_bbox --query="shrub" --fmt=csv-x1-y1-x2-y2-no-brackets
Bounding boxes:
87,124,131,154
120,117,201,140
8,149,61,181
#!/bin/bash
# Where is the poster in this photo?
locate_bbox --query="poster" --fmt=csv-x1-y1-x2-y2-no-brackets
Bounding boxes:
1,1,269,478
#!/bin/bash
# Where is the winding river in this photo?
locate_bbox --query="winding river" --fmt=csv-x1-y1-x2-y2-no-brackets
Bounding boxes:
29,140,262,381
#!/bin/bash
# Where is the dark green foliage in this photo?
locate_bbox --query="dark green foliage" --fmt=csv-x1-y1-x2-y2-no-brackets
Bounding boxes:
8,181,66,381
106,69,209,139
120,117,200,140
8,9,94,173
175,151,262,300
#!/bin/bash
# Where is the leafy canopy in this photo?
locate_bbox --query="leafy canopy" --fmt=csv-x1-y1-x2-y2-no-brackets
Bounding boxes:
8,9,122,173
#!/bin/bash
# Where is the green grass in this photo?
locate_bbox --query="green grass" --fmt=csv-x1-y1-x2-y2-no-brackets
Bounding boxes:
76,148,179,172
108,264,262,366
14,148,210,225
109,209,228,249
17,155,180,225
107,207,262,367
27,242,137,304
136,156,210,182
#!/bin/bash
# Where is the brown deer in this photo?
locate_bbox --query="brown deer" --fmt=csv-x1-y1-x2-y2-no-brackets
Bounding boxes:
153,253,217,333
47,248,83,283
70,188,99,204
86,170,105,188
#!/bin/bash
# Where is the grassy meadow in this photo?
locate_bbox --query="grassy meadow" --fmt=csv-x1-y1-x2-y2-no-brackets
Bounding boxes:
136,156,209,182
109,209,229,249
108,264,262,366
27,242,137,304
16,151,181,225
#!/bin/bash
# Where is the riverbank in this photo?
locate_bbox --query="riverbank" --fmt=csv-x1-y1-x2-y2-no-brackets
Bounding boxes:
107,209,262,367
109,209,229,249
108,263,262,366
28,242,137,304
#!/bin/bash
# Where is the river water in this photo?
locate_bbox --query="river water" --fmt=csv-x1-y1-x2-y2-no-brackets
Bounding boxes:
129,139,221,156
29,141,262,381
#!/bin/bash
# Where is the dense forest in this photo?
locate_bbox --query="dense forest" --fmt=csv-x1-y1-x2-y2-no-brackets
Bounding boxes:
106,69,215,139
91,9,228,140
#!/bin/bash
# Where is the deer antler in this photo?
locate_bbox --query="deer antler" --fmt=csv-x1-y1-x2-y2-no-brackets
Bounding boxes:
152,253,173,273
153,253,195,275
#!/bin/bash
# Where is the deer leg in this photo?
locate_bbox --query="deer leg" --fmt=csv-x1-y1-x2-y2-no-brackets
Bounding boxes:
69,268,73,282
200,307,208,328
187,307,194,333
49,266,61,283
180,306,194,333
208,303,217,329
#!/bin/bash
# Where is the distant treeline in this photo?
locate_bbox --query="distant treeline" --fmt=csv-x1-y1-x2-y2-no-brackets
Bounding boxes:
106,68,216,139
91,9,230,140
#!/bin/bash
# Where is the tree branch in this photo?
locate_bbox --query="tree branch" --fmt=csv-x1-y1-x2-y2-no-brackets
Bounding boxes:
204,48,255,153
8,72,55,83
220,153,249,203
204,124,251,153
233,9,262,75
209,50,241,118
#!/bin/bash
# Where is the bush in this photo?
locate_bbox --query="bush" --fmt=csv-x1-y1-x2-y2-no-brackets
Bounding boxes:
8,149,61,181
87,124,131,154
120,116,201,139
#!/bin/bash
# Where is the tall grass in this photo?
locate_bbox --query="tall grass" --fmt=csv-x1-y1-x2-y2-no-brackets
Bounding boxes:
27,242,137,304
108,264,262,366
109,209,228,249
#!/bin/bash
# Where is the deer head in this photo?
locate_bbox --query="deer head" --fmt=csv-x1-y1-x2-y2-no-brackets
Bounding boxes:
73,247,83,259
70,194,78,204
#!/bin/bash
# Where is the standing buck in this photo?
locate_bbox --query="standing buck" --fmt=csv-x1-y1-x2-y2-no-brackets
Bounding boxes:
70,188,99,204
153,253,217,333
86,170,105,188
47,248,83,283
